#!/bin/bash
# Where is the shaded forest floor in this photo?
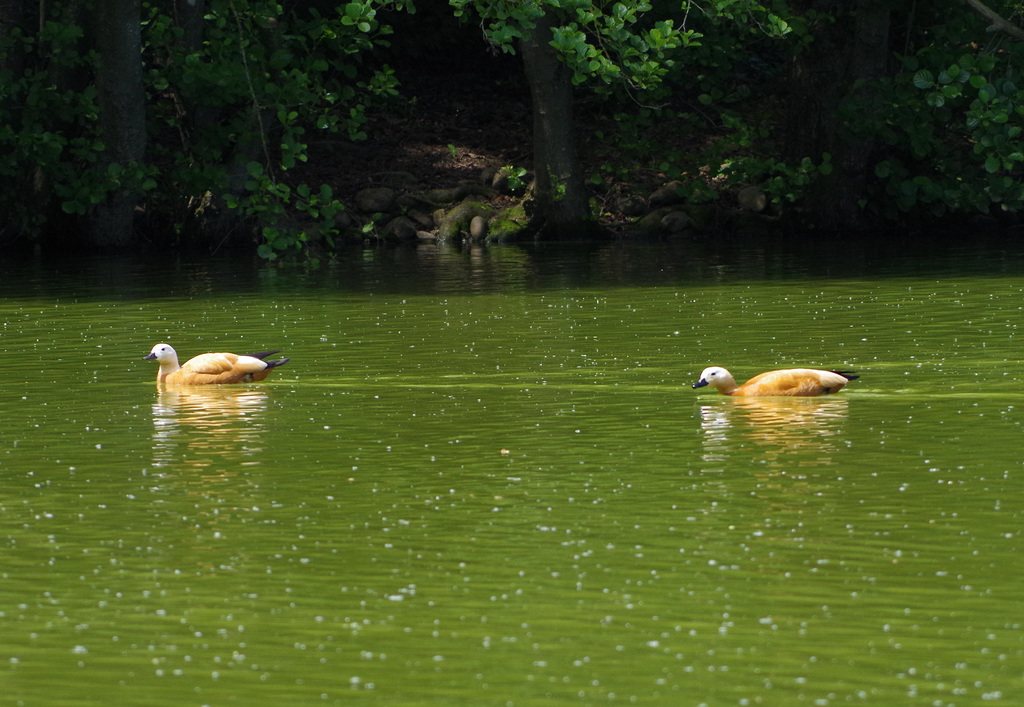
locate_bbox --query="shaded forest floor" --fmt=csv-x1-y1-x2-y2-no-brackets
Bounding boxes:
294,65,706,233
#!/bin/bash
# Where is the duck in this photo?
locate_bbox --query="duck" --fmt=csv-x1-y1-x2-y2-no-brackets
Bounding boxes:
144,343,289,385
692,366,858,397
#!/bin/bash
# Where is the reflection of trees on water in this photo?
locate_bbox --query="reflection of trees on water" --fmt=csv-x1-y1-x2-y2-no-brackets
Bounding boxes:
150,387,270,475
699,397,850,472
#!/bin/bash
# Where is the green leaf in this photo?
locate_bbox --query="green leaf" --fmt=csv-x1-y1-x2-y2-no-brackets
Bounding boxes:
269,49,292,70
912,70,934,90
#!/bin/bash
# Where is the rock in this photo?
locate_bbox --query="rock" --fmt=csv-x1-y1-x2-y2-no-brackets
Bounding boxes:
436,201,492,240
660,210,691,233
737,186,767,212
618,196,647,217
414,183,497,208
491,170,510,193
682,204,713,231
406,209,434,230
396,193,430,211
648,180,686,207
416,231,437,241
469,215,488,240
456,182,498,200
418,186,463,204
487,203,530,240
383,216,418,241
355,187,397,213
635,206,678,234
334,210,354,229
480,167,499,185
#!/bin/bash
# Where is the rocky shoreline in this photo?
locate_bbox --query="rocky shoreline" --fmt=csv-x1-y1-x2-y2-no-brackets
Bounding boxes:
337,167,772,245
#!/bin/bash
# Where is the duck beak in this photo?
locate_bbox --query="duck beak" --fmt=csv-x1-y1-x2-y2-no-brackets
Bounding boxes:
692,378,709,389
143,353,157,360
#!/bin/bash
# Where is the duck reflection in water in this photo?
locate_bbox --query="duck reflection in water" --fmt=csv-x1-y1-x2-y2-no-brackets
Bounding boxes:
699,396,850,471
151,386,270,475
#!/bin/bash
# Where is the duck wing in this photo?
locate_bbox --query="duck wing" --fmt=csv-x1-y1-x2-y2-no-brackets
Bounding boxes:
738,369,851,396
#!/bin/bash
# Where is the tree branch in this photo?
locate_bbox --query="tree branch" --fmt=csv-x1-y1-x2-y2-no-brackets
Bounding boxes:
964,0,1024,41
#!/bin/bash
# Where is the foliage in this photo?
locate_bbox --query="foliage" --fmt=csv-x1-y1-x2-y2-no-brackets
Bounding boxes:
578,2,795,209
449,0,699,90
0,20,127,240
0,0,408,253
605,0,1024,226
871,44,1024,219
501,164,529,193
10,0,1024,252
222,162,347,260
725,154,831,205
142,0,407,256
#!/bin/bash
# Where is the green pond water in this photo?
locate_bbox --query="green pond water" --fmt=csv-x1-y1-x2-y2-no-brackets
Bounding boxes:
2,240,1024,706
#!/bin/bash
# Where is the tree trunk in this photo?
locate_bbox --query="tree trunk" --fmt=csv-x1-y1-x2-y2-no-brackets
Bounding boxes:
519,12,600,239
784,0,891,231
86,0,146,248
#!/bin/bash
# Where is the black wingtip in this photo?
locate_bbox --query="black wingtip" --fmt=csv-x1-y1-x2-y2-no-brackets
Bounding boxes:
832,370,859,381
265,357,290,369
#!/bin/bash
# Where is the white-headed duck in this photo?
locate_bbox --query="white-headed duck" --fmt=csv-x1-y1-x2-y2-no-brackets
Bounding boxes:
692,366,857,397
144,343,289,385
